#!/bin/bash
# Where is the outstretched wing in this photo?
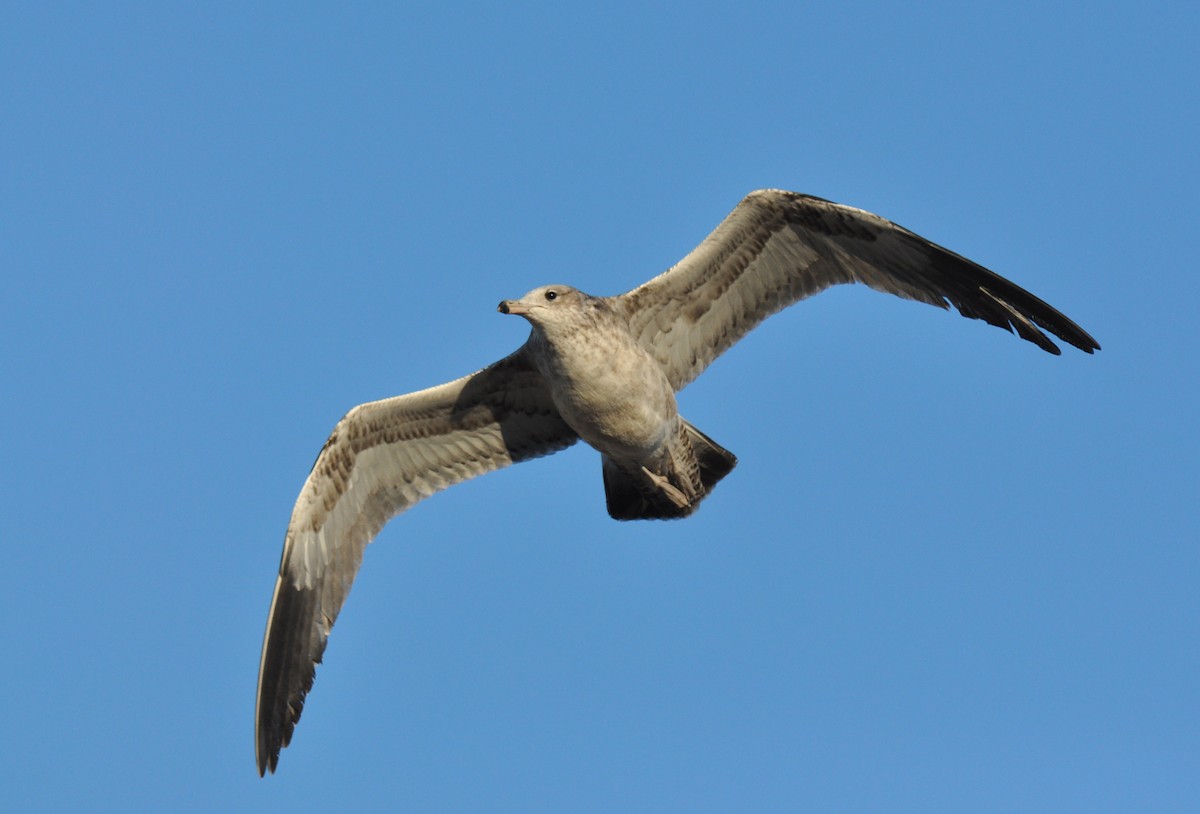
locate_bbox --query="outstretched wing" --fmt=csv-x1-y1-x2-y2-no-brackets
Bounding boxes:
616,190,1099,390
255,346,577,775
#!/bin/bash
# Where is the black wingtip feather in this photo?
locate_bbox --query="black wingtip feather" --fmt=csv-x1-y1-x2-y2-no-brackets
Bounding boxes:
917,241,1099,356
256,577,322,776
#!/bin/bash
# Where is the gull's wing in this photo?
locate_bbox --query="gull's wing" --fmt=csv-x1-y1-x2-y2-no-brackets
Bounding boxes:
616,190,1099,390
255,346,577,775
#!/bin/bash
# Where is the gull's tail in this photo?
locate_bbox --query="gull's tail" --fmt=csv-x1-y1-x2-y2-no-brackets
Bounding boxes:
602,420,737,520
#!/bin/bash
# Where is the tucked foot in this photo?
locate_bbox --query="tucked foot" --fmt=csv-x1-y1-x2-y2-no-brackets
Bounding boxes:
641,466,690,509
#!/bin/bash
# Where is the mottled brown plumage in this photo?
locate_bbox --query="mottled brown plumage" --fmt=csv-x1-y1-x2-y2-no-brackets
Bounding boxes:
256,189,1098,775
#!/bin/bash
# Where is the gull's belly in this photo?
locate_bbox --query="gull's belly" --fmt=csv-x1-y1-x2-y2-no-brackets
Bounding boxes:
559,377,675,459
542,343,677,461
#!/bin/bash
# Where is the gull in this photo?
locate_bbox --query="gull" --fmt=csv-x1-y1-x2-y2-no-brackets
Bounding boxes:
255,189,1098,774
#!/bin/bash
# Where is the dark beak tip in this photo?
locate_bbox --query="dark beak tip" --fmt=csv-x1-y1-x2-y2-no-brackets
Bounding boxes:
497,301,509,314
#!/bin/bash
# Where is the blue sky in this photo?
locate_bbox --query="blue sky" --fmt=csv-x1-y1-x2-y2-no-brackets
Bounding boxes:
3,2,1197,811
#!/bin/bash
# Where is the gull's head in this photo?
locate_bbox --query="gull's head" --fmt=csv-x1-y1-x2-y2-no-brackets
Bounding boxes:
498,285,588,328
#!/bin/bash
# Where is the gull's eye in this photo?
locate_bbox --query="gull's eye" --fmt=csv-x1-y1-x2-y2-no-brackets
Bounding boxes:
545,290,557,301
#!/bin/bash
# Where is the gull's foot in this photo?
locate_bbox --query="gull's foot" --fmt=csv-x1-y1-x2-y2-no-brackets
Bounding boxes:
641,466,690,509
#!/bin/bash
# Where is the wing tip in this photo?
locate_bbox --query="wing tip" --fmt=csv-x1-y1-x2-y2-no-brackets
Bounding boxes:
256,570,323,777
255,747,275,777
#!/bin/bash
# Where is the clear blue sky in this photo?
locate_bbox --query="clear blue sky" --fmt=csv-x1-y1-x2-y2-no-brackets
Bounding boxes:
3,2,1196,811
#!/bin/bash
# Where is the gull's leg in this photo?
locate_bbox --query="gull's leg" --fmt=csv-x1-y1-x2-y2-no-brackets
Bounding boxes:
641,466,690,508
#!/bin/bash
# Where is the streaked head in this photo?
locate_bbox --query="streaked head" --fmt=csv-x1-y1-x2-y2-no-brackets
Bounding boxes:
498,285,588,326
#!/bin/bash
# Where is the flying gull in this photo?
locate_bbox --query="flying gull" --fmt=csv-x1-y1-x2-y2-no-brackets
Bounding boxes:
256,189,1098,774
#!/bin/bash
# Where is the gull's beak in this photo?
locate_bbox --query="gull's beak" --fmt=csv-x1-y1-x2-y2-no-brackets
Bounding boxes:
498,299,530,315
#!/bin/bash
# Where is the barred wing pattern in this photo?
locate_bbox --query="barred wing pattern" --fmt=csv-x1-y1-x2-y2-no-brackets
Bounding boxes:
617,190,1098,390
255,348,577,775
